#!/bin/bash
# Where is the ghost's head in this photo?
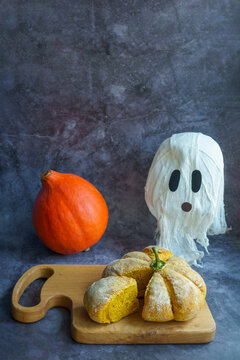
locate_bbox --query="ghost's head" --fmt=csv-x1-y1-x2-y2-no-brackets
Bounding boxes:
145,132,227,265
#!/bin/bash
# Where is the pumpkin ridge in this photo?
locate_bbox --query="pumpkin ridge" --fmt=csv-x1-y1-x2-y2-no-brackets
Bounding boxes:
43,187,87,253
54,185,88,238
52,176,107,250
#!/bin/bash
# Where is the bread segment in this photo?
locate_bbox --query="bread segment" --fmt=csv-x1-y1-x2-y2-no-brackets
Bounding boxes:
102,257,153,297
160,267,205,321
122,251,152,262
142,272,174,322
142,246,173,262
164,256,207,297
84,276,139,324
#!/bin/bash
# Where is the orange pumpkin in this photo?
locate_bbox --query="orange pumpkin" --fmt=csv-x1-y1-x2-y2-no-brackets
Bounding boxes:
32,170,108,254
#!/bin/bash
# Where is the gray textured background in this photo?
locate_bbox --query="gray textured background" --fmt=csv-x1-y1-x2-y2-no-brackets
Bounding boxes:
0,1,240,359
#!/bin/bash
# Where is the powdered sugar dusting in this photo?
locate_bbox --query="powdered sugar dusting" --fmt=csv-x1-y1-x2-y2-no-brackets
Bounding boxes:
102,257,151,278
165,256,206,296
122,251,152,262
84,276,136,316
161,266,204,320
143,272,173,321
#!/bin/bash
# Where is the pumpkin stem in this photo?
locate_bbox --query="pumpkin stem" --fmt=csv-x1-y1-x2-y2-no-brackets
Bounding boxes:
150,246,165,270
41,170,52,182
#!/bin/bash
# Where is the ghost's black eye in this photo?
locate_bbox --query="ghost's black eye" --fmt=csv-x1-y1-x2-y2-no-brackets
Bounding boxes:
192,170,202,193
169,170,180,192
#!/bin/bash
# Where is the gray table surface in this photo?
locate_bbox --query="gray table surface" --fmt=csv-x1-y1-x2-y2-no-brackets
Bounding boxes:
1,232,240,360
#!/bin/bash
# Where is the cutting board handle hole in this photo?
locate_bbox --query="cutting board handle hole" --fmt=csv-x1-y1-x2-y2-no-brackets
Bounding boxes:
12,266,54,312
19,277,49,307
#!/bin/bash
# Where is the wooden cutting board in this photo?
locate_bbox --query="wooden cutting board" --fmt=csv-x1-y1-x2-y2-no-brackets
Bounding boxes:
11,264,216,344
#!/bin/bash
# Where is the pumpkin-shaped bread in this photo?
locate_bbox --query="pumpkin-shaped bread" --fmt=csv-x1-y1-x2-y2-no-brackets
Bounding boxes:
84,246,206,324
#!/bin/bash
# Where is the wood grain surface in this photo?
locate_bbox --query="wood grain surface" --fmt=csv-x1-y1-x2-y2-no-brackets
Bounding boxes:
11,264,216,344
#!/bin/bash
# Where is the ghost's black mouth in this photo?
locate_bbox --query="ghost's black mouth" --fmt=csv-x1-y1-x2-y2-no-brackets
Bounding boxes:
181,202,192,212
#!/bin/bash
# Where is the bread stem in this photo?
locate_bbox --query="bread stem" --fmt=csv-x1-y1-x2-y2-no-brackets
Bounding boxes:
150,247,165,270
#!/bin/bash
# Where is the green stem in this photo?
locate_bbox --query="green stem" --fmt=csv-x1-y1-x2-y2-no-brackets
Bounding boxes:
150,246,165,270
41,170,52,182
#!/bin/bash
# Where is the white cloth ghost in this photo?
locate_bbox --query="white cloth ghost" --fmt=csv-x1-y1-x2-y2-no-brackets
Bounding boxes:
145,132,227,266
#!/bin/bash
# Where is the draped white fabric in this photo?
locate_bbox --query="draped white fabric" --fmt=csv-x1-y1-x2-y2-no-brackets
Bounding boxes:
145,132,227,266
